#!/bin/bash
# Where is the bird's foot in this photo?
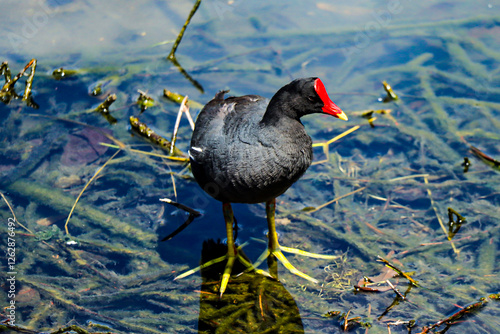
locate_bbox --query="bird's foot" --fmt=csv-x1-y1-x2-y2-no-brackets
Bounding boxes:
252,238,340,284
174,242,271,296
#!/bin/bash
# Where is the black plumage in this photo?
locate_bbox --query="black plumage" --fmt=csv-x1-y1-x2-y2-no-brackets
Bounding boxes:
189,77,346,204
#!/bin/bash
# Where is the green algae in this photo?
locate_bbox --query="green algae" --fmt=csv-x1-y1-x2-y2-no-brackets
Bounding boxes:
7,180,157,247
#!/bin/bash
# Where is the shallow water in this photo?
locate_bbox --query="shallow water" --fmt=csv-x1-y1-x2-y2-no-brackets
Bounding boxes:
1,1,499,333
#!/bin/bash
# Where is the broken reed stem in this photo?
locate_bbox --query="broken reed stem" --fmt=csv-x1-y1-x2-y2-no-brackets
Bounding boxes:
23,60,36,91
167,0,202,60
1,58,35,94
65,149,122,235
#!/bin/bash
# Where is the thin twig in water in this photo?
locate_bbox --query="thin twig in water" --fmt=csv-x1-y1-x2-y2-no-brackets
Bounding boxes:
304,186,367,213
159,198,202,241
65,149,122,235
170,96,189,155
100,143,188,162
1,191,32,234
311,125,360,165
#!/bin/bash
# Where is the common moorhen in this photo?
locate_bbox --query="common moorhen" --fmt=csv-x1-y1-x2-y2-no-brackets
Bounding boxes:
189,77,348,295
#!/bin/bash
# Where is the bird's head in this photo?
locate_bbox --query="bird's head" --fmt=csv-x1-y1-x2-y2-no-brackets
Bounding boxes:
268,77,348,121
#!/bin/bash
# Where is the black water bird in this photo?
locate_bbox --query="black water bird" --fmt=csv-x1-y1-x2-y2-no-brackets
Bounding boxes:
188,77,348,295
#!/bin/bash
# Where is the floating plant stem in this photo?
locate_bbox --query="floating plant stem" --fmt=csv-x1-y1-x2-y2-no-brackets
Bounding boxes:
170,96,186,154
163,88,204,110
95,93,116,113
52,67,78,80
90,82,103,96
424,176,459,255
94,93,117,124
160,197,200,216
65,149,122,235
447,207,466,239
359,108,398,127
170,57,204,93
137,89,155,113
129,116,185,157
0,61,11,80
462,157,470,173
380,81,398,102
386,279,405,300
163,88,186,103
361,110,377,128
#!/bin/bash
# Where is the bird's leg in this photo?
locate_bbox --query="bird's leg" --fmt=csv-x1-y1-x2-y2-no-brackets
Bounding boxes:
219,203,271,295
264,199,318,283
266,198,279,279
220,202,236,296
174,202,270,297
258,198,341,284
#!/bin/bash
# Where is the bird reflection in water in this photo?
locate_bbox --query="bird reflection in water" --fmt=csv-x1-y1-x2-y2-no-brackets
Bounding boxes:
197,239,304,334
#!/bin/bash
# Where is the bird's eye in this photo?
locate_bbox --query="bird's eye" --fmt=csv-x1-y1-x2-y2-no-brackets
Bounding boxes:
307,96,315,102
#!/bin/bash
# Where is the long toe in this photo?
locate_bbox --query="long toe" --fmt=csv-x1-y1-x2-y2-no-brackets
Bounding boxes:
220,252,236,296
270,248,319,284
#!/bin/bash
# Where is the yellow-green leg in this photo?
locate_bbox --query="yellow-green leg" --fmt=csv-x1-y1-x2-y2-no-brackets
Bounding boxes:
174,202,270,297
219,203,271,295
220,202,236,296
266,198,279,278
253,198,340,284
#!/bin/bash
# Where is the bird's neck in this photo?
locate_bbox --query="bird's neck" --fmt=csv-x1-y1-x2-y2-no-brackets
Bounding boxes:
260,92,300,126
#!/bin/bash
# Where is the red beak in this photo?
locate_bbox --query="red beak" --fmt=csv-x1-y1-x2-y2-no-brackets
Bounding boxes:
314,78,348,121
